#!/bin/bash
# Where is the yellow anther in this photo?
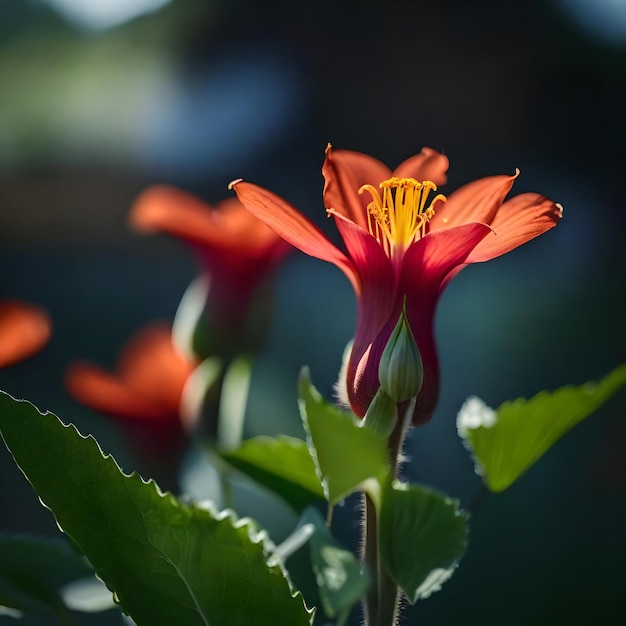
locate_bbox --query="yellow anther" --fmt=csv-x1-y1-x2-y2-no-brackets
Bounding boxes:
359,177,445,256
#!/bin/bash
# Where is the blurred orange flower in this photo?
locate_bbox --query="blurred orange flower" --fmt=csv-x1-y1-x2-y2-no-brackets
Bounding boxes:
130,186,292,357
0,299,51,368
66,324,197,486
66,324,194,423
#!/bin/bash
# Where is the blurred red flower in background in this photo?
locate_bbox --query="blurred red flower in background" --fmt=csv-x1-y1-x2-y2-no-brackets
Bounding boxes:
66,324,196,488
129,186,292,358
65,186,293,480
66,324,193,422
0,299,51,368
231,145,563,425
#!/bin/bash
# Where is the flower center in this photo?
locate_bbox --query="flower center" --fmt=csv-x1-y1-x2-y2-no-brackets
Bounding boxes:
359,177,446,256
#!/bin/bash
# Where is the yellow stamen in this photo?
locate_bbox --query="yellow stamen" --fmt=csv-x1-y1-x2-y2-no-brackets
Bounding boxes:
359,177,446,255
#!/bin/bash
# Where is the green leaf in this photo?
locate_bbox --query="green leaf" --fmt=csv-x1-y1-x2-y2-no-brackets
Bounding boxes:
298,368,389,504
458,364,626,492
301,508,370,618
222,436,324,512
0,534,100,623
379,482,468,604
0,392,314,626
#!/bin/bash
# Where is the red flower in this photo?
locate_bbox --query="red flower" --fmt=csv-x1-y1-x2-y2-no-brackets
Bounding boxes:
66,324,194,423
129,186,292,357
0,300,51,368
66,324,196,487
230,145,562,425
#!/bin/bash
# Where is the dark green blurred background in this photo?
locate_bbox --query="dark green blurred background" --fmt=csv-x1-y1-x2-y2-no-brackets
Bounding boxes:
1,0,625,624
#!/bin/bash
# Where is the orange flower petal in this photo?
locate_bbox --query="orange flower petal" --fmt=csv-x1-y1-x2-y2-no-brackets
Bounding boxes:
466,193,563,263
130,185,282,258
65,324,195,422
430,172,519,231
65,363,175,421
0,300,51,368
118,324,195,412
392,147,449,187
322,146,392,229
231,180,358,285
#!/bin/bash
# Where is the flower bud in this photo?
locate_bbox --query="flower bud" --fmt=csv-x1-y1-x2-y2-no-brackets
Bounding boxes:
378,307,423,403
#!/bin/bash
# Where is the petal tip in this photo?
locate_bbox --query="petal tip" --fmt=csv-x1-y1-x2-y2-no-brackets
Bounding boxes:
0,300,52,368
228,178,244,190
129,185,185,233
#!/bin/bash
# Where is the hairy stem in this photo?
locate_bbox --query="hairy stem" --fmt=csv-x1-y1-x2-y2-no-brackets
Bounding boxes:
363,399,415,625
363,493,379,625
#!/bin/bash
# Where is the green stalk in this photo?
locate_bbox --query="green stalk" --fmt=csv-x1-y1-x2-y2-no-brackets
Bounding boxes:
363,398,415,625
363,492,380,625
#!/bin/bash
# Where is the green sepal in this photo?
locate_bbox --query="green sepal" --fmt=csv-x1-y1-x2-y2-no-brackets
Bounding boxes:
458,364,626,492
361,387,397,439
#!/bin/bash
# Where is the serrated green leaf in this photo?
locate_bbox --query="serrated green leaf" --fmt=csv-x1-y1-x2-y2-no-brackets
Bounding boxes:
298,368,389,505
379,481,468,604
0,391,314,626
0,534,99,623
221,436,324,512
301,508,370,618
458,364,626,492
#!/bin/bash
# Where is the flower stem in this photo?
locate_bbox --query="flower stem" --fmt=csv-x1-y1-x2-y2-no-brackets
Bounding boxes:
363,399,414,625
363,493,380,625
377,567,400,626
363,492,399,626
